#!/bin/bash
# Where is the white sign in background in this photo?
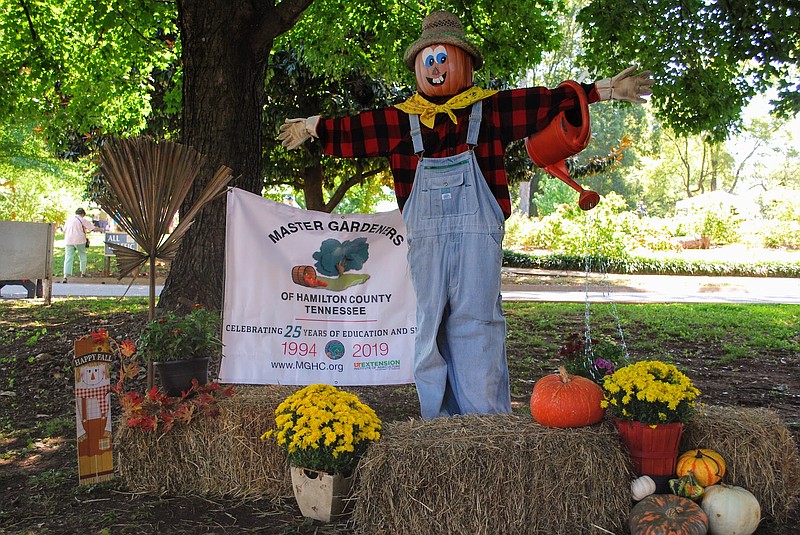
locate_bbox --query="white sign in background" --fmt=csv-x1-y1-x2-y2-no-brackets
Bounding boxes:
221,188,416,386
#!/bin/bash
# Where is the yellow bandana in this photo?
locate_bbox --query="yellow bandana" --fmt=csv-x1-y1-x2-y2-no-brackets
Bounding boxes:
394,87,498,129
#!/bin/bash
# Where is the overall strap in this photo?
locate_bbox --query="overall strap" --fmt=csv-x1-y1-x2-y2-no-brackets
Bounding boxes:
409,113,424,156
408,98,484,157
466,99,483,147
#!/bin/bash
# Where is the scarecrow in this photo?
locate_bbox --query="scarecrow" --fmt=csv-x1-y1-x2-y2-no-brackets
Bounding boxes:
279,10,653,419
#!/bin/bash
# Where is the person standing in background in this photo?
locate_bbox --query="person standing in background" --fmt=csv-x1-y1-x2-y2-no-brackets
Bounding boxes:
63,208,98,282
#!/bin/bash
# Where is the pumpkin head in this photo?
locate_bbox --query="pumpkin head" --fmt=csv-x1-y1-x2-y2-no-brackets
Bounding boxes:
414,43,474,97
529,366,604,427
676,449,726,487
629,494,709,535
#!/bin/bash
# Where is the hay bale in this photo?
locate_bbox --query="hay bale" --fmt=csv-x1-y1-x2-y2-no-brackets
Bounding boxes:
352,414,633,535
682,405,800,522
115,385,296,498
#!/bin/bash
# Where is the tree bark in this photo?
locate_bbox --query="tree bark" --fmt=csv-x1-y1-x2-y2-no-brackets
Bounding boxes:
517,181,532,216
302,160,326,212
160,0,312,311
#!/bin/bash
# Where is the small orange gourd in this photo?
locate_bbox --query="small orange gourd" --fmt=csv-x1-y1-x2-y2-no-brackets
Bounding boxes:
529,366,604,427
676,449,726,487
414,43,473,97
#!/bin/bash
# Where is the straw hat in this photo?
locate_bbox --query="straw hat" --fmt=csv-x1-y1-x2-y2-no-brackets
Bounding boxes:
403,10,483,71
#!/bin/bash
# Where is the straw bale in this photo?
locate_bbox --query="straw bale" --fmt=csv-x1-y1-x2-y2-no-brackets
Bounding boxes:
115,385,296,498
352,414,634,535
682,404,800,522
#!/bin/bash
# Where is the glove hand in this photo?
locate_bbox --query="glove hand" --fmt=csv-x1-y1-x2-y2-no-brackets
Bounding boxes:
596,67,654,103
278,116,320,150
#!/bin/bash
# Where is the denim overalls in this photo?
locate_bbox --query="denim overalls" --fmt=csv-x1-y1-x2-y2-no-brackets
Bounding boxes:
402,100,511,418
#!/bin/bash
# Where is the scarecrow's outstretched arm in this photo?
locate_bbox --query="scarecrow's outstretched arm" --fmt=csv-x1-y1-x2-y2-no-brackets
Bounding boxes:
595,67,654,104
278,116,320,150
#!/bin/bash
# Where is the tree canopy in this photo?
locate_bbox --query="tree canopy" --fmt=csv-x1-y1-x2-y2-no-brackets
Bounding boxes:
578,0,800,142
3,0,799,308
0,0,180,154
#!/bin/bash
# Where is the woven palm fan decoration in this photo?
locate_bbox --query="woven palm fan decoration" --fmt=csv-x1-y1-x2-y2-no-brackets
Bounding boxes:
95,137,234,319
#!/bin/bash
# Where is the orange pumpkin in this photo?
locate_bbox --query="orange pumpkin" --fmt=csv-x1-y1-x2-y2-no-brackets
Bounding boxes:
414,43,473,97
629,494,709,535
529,366,604,427
676,449,726,487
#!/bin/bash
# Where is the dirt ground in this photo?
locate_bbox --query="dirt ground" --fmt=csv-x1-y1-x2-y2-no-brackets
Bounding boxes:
1,279,798,534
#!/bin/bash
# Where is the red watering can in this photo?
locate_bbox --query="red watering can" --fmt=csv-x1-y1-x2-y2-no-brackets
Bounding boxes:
525,80,600,210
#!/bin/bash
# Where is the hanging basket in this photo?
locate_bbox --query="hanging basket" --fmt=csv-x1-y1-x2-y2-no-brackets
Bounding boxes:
616,419,683,487
290,466,355,522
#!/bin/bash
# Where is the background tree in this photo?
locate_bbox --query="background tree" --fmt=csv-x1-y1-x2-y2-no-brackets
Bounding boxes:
0,123,85,224
273,1,561,214
262,48,403,213
8,0,796,310
0,0,180,152
578,0,800,141
728,115,800,193
506,0,652,215
159,0,314,310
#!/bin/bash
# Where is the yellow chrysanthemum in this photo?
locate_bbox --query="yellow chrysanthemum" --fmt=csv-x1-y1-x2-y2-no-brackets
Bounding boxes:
260,383,382,474
601,360,700,425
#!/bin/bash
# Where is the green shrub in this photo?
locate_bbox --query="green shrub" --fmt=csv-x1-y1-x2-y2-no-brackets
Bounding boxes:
755,220,800,249
502,249,800,277
701,210,740,245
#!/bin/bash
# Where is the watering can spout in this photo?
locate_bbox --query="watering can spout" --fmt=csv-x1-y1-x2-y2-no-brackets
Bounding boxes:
525,80,599,210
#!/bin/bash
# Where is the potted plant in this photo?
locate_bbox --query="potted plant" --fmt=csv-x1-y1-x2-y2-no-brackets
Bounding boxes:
601,360,701,486
137,306,223,396
261,384,382,522
118,380,236,432
559,332,625,385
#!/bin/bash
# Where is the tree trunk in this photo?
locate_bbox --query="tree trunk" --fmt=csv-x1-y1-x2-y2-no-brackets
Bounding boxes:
160,0,311,311
303,160,326,212
517,181,532,216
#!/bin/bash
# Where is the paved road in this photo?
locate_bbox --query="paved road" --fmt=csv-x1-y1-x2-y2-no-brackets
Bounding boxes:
501,269,800,304
1,277,164,299
2,269,800,304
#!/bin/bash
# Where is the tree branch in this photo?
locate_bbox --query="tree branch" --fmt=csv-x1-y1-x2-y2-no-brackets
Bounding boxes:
324,160,386,212
250,0,314,52
19,0,37,41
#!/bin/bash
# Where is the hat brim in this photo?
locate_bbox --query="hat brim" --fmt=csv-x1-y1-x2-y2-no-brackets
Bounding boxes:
403,34,483,71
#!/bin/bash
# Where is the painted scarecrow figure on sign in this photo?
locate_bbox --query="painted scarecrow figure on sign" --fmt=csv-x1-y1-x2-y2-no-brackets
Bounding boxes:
279,10,653,419
74,334,115,484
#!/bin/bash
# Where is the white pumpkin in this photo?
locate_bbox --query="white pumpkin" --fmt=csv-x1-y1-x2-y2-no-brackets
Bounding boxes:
701,484,761,535
630,475,656,501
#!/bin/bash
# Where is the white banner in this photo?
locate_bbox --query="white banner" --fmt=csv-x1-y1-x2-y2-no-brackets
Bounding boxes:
221,188,416,386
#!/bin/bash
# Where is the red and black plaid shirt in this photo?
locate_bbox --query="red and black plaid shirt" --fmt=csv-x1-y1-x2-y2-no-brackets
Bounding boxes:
318,84,600,218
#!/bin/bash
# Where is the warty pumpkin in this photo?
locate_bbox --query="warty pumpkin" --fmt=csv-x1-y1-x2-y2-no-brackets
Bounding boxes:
529,366,604,427
676,449,726,487
629,494,709,535
669,472,705,501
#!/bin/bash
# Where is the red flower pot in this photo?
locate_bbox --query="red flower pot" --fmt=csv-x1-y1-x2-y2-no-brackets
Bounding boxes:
615,419,684,476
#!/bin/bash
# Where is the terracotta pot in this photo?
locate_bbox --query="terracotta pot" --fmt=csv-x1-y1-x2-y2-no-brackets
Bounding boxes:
290,466,355,522
153,356,210,397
